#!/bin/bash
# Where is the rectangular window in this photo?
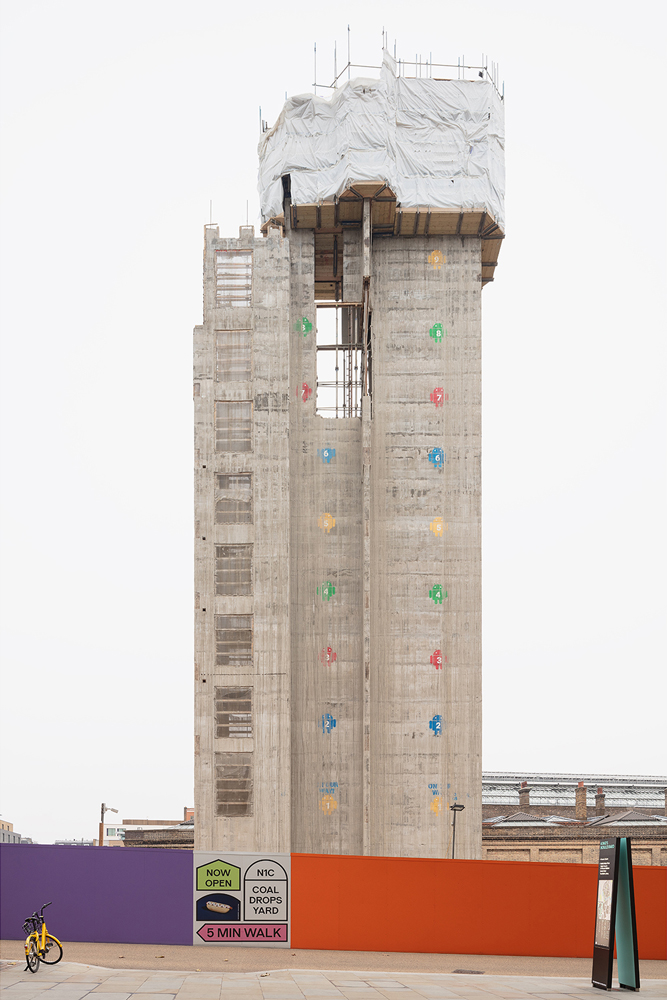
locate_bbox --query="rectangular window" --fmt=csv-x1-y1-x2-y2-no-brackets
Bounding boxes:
216,473,252,524
215,614,252,667
215,544,252,596
215,401,252,452
215,686,252,739
216,330,251,381
216,250,252,307
316,304,365,417
215,752,253,816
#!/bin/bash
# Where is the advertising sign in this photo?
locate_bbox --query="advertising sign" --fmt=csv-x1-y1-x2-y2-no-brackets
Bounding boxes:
591,837,640,992
193,852,290,947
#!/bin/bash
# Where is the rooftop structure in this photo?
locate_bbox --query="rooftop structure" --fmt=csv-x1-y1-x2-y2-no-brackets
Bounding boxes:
482,772,667,817
259,51,504,289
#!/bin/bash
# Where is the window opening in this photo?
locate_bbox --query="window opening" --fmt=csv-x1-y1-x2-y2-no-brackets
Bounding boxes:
215,614,253,667
216,473,252,524
215,401,252,452
215,686,252,739
216,330,251,381
316,304,364,417
215,752,253,816
215,544,252,596
215,250,252,307
314,232,342,301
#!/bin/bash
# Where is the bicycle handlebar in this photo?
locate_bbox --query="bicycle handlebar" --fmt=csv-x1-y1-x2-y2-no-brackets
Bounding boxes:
40,902,52,914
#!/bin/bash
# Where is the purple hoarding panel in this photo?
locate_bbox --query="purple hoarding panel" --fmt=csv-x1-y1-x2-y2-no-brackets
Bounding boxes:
0,844,192,944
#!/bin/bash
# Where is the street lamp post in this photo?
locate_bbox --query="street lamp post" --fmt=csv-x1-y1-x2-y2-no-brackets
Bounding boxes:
99,803,118,847
450,803,465,859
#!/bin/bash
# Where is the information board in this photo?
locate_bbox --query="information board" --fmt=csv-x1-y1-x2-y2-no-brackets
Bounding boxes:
193,852,290,947
592,837,640,991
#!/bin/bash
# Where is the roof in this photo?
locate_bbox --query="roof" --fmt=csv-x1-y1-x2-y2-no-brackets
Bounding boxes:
485,812,588,828
587,810,667,827
487,812,552,827
483,772,667,809
483,771,667,784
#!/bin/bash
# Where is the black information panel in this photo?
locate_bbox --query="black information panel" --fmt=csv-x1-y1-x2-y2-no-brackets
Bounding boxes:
592,839,619,990
592,837,640,992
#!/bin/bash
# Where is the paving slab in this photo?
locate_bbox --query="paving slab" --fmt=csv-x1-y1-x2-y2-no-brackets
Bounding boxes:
3,944,666,980
3,961,667,1000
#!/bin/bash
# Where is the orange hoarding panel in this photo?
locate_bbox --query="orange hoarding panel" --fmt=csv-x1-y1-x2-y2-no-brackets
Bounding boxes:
291,854,666,960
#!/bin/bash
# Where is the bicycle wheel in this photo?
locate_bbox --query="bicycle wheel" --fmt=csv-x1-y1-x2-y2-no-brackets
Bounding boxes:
26,940,40,973
41,936,63,964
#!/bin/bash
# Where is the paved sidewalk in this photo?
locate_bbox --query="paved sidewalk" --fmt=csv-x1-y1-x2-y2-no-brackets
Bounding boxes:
2,962,667,1000
2,945,666,980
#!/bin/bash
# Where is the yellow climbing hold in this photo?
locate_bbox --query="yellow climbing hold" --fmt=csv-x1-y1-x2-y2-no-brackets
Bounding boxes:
428,249,446,270
430,517,448,536
320,794,338,815
318,512,336,533
430,795,442,816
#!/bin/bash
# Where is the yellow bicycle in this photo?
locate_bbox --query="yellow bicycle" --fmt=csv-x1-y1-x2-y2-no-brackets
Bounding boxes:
23,902,63,973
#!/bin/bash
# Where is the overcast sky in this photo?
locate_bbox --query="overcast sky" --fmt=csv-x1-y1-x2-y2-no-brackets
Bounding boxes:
1,0,665,845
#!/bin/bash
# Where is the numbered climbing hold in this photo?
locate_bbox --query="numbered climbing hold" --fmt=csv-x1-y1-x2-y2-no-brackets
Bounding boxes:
317,581,336,601
429,584,447,605
317,512,335,533
429,714,443,736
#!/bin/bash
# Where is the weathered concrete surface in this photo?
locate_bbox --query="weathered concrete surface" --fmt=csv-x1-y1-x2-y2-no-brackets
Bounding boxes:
195,227,482,859
369,236,482,859
195,226,291,852
289,229,364,855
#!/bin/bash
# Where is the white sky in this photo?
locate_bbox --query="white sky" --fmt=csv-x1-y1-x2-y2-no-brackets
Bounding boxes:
1,0,665,845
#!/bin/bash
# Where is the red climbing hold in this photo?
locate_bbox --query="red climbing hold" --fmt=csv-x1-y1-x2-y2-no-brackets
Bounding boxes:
430,649,447,669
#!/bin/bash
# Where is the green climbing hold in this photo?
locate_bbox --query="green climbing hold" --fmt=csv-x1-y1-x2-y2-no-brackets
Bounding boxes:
429,584,447,604
317,581,336,601
294,317,313,336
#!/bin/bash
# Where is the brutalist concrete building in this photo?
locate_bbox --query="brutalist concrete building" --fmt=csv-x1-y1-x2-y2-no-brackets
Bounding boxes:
194,51,505,859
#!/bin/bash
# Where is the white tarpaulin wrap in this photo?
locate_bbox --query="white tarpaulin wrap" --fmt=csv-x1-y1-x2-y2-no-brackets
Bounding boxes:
258,51,505,229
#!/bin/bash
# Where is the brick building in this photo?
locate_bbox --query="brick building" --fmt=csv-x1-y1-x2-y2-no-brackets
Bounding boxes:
481,773,667,866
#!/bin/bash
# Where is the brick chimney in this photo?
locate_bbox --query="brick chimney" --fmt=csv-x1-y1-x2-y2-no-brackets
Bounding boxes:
575,781,588,821
519,781,531,812
595,787,606,816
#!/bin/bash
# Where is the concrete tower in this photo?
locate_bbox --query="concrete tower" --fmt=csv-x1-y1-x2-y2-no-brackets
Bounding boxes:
194,51,504,860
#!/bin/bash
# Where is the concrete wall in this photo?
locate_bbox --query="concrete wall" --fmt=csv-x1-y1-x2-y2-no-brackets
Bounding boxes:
194,226,482,858
194,226,291,852
369,235,482,859
289,228,364,855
